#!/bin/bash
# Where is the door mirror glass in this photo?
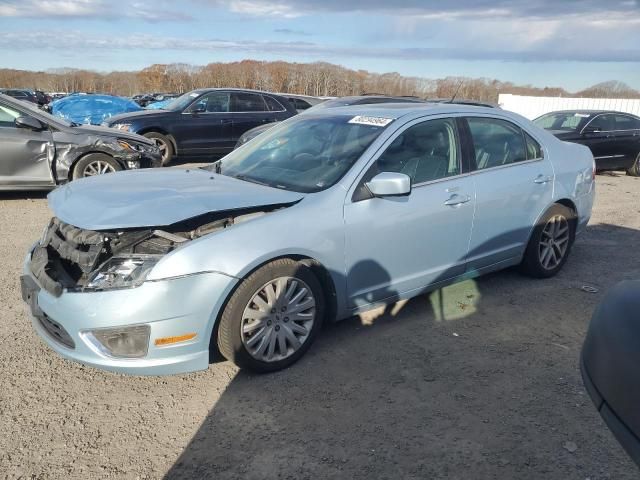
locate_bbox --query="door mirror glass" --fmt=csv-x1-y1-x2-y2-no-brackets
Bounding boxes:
366,172,411,197
15,115,44,131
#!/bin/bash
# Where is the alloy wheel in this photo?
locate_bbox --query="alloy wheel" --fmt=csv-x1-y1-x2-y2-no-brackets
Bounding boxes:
153,138,168,161
83,160,116,176
241,276,316,363
539,215,570,270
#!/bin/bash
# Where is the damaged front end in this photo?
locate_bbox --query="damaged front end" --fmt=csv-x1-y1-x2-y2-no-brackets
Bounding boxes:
30,208,275,296
53,132,162,183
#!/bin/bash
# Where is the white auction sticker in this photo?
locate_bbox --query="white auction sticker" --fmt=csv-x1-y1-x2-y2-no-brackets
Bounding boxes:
348,115,394,127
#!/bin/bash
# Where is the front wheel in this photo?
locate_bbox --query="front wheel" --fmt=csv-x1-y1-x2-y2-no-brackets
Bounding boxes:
626,153,640,177
520,204,575,278
216,259,325,372
72,153,121,180
143,132,174,166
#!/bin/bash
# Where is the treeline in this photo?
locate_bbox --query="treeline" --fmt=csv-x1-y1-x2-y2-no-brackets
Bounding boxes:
1,60,638,102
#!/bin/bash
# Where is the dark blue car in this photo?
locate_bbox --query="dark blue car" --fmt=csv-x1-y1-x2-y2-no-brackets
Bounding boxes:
104,88,297,165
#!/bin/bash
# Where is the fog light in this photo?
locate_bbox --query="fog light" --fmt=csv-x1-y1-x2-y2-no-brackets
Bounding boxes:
84,325,150,358
127,160,140,169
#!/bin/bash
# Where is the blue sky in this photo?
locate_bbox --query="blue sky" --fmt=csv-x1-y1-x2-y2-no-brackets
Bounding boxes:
0,0,639,91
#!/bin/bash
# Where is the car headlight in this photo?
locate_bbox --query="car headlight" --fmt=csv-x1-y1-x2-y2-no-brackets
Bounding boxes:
112,123,132,132
117,139,145,152
86,256,160,290
83,325,150,358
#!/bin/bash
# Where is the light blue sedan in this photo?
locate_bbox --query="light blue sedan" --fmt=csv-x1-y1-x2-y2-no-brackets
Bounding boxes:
21,103,595,374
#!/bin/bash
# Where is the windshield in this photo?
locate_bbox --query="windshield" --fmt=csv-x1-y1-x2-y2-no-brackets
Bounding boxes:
210,114,391,193
164,91,203,111
533,112,589,132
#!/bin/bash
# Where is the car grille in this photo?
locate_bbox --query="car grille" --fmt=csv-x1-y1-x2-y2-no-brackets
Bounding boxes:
30,217,106,297
38,313,75,349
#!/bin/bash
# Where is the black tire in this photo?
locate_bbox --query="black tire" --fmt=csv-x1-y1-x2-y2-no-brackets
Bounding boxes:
72,153,121,180
520,203,576,278
217,258,325,372
143,132,174,166
626,153,640,177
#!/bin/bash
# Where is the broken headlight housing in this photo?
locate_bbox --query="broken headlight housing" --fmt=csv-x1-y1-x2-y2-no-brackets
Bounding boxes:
86,256,160,290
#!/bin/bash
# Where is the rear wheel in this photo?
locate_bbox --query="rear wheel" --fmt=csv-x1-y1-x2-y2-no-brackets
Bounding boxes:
520,204,575,278
626,153,640,177
143,132,174,166
216,259,325,372
72,153,121,180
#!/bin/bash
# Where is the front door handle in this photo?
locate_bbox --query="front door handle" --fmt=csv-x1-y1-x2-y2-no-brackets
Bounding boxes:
534,175,552,184
444,194,471,206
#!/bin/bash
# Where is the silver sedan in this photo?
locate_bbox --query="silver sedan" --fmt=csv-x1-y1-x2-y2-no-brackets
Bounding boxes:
21,103,595,374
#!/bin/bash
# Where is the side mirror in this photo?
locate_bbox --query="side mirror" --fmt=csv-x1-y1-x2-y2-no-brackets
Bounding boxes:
189,103,206,114
15,116,44,131
366,172,411,197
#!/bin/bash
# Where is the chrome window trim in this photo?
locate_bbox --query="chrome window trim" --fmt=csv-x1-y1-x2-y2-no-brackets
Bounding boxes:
469,157,544,176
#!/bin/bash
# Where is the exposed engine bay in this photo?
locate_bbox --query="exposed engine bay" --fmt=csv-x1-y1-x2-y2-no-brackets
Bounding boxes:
30,206,282,296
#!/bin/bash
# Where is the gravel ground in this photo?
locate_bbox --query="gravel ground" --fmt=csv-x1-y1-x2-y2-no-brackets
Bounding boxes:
1,171,639,479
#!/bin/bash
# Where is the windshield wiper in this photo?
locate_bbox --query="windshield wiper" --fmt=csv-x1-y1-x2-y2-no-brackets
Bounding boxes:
233,174,272,187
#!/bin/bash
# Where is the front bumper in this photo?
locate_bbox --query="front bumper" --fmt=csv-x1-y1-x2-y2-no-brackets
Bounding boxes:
22,253,237,375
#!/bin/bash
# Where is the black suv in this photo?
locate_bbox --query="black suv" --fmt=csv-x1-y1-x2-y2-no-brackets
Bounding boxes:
105,88,297,165
534,110,640,175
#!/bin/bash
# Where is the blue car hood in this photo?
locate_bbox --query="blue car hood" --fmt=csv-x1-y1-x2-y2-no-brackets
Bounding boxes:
48,168,304,230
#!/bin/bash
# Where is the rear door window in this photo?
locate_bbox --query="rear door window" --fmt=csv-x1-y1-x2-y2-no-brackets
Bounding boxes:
467,117,528,170
614,114,640,131
232,93,267,112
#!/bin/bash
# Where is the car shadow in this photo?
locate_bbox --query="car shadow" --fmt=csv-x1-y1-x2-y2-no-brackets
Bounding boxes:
0,191,49,201
164,223,640,479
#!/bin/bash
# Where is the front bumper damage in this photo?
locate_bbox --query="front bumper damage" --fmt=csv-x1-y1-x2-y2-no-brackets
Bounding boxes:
21,218,238,375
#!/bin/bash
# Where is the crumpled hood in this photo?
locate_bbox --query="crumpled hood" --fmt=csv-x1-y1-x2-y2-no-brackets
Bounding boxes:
48,168,304,230
70,124,155,145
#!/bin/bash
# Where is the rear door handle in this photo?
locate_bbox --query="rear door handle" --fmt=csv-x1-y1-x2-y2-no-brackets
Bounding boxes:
444,194,471,206
534,175,552,184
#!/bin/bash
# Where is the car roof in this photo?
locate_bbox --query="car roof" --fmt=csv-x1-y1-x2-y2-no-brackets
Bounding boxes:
189,87,289,97
307,102,504,120
541,109,638,117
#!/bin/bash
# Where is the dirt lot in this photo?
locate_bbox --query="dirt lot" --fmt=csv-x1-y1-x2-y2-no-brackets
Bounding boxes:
1,171,639,479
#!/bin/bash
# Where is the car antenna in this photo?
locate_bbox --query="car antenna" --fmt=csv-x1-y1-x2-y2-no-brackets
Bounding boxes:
448,80,464,103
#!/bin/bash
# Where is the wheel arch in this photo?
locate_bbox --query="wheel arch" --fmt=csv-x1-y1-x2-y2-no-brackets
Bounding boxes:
68,151,122,181
522,199,578,260
207,254,338,361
